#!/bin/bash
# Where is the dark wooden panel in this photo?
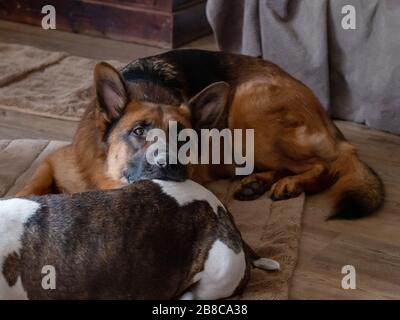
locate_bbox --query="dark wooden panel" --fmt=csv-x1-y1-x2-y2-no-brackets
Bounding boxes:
0,0,210,48
100,0,173,11
100,0,204,11
173,0,211,47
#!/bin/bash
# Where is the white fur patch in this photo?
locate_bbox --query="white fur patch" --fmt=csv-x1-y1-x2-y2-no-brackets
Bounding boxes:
153,179,224,214
0,198,40,300
186,240,246,300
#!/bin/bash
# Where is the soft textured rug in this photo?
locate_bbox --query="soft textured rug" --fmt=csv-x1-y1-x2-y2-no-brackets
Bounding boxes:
0,43,124,121
207,180,304,299
0,139,304,299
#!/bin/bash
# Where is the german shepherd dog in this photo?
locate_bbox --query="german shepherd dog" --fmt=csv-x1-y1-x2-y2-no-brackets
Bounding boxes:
17,50,383,218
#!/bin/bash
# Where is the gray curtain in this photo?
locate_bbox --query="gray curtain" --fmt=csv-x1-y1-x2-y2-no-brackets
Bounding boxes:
206,0,400,135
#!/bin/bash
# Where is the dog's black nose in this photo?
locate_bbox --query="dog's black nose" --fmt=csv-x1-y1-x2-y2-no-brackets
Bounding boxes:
123,169,135,183
163,163,187,181
155,157,167,168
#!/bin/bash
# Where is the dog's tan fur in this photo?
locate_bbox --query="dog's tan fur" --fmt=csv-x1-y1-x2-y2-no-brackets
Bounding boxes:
17,50,383,218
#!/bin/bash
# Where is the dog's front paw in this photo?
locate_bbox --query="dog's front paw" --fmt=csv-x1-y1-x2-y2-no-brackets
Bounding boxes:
253,258,280,271
270,177,303,201
234,176,267,201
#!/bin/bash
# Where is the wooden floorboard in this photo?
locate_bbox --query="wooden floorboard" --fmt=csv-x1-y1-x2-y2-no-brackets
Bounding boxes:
0,20,399,299
290,121,400,299
0,20,216,63
0,108,77,140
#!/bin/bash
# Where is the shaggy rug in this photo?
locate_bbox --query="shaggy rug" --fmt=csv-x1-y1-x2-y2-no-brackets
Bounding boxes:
0,43,305,299
0,43,124,121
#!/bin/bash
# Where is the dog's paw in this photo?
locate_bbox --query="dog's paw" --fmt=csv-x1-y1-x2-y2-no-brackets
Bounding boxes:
179,292,196,300
270,177,303,201
253,258,280,271
234,176,267,201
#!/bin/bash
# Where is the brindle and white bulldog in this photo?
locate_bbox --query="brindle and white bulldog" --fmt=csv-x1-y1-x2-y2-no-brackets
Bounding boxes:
0,179,279,300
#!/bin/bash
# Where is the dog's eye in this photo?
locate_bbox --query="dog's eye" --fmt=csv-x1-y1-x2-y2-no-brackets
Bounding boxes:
131,126,145,136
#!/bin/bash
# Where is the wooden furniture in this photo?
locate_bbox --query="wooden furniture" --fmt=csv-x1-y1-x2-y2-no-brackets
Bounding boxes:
0,0,211,48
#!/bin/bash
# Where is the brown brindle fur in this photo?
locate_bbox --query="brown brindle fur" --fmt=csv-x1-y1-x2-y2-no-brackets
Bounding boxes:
17,50,383,218
8,181,252,299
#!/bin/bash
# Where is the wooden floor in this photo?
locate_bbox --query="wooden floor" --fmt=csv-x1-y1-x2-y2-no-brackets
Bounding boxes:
1,21,399,299
292,121,400,299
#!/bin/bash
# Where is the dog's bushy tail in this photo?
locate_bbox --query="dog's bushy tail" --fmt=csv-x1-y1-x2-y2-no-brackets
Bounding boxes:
243,242,280,271
327,150,384,219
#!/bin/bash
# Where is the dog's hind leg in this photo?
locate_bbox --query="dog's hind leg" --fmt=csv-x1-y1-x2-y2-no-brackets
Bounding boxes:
242,240,280,271
269,161,332,201
181,240,247,300
179,292,196,300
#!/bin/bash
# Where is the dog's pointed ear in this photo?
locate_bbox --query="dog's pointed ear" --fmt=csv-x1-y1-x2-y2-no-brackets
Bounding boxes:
188,81,230,130
94,62,128,122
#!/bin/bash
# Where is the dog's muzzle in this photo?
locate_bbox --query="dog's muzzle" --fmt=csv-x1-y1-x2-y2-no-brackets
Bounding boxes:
123,151,187,183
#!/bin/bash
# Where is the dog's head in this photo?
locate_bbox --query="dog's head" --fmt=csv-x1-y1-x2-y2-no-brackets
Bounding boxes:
94,62,230,184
